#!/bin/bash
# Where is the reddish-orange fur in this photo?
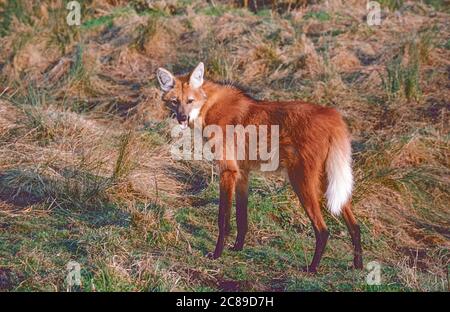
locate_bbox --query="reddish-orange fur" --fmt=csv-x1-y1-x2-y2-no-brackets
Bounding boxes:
158,66,363,273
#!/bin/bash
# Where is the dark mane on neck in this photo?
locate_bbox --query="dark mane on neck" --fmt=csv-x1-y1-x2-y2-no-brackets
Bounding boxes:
210,79,259,101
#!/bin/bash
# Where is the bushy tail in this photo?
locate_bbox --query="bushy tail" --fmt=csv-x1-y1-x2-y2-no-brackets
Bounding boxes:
325,133,353,216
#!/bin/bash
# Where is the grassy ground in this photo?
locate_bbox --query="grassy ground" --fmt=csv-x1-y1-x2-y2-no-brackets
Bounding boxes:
0,0,449,291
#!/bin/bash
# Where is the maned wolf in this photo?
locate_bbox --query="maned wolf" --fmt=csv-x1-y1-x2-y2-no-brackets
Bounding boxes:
156,62,362,272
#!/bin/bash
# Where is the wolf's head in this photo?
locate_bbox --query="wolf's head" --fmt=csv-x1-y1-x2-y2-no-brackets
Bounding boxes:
156,62,206,129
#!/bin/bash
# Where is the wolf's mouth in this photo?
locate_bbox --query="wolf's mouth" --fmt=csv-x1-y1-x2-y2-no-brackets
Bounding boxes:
179,117,189,130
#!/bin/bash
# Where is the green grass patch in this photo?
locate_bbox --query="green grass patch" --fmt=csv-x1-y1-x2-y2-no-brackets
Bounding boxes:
304,11,331,22
379,0,404,11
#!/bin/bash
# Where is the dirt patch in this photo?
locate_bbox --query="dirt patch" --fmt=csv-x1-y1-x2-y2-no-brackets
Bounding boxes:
0,268,15,291
419,98,449,122
398,247,429,270
217,278,252,292
267,277,289,292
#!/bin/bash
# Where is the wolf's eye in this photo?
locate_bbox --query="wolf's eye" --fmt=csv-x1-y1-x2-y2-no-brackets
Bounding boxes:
171,98,178,105
187,99,194,104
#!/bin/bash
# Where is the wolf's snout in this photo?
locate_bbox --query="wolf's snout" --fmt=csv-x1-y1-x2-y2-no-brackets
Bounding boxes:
178,114,187,122
177,114,189,129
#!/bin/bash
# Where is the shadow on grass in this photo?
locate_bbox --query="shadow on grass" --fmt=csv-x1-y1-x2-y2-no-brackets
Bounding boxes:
0,169,130,228
165,165,209,196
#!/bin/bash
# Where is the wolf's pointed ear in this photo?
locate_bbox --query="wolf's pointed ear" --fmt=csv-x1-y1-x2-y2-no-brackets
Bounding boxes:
156,67,175,92
189,62,204,89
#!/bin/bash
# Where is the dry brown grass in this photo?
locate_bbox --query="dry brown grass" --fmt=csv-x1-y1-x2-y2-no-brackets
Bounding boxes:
0,0,449,291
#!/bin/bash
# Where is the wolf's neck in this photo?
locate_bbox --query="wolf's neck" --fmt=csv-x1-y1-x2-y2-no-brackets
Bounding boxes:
200,81,252,117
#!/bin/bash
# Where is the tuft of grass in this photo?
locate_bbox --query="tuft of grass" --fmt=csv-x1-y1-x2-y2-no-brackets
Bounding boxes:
254,43,283,71
200,3,231,16
206,45,238,82
69,44,85,79
82,15,114,30
443,39,450,50
415,30,435,64
424,0,450,12
303,11,331,22
255,9,272,17
112,131,134,181
379,0,404,11
48,5,80,54
382,52,421,102
132,19,158,52
81,7,133,30
0,1,31,37
402,59,421,102
67,44,96,96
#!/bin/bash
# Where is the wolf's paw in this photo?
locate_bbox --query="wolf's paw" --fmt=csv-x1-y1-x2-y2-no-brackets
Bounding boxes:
300,266,317,274
206,251,220,259
354,258,363,270
229,244,243,252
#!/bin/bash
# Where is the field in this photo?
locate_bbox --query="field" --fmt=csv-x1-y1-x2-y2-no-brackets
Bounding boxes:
0,0,449,291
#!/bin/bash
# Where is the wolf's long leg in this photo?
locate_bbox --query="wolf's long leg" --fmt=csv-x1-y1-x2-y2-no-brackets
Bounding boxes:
288,164,328,273
231,172,249,251
210,169,237,259
342,203,363,269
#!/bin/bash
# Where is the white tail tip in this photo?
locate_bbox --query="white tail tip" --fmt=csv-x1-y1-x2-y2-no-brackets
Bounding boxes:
325,138,353,216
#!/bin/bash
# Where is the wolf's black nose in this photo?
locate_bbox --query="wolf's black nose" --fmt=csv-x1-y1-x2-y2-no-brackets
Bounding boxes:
178,114,187,122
